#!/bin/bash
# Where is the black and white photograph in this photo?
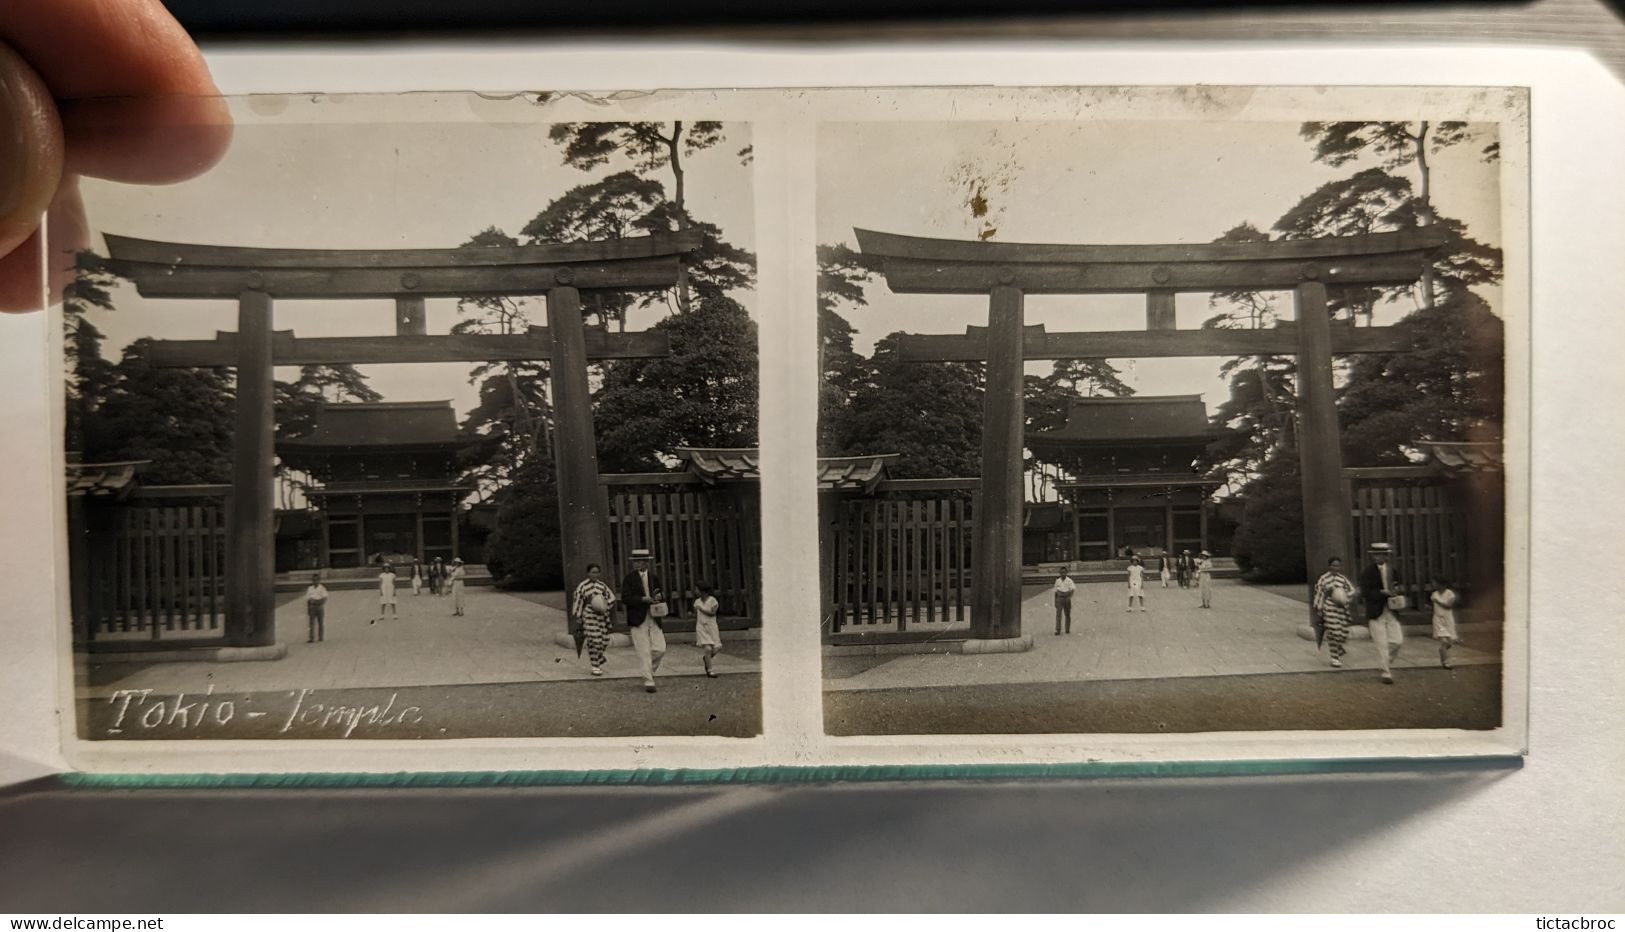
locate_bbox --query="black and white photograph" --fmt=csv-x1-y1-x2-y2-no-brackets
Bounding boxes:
815,101,1525,737
60,98,764,741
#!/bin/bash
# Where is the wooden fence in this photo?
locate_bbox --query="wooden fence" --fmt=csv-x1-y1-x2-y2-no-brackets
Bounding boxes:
1347,474,1466,609
827,485,976,633
604,484,762,621
75,490,230,644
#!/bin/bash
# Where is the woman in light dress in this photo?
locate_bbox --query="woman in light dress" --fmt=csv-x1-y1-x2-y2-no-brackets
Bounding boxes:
693,581,723,678
449,558,467,616
1197,550,1214,609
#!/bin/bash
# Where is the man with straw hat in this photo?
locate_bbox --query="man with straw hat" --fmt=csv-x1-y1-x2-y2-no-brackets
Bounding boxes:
619,548,668,693
1359,542,1406,684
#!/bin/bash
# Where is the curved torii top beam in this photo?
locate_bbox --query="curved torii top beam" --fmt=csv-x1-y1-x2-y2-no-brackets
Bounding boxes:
853,226,1448,295
103,230,705,300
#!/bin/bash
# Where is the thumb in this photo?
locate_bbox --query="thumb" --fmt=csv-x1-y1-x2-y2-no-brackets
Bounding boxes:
0,39,63,281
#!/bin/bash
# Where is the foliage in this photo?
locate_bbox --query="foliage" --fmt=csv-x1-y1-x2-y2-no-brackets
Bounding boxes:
592,294,760,472
548,122,725,175
274,365,382,441
826,333,985,479
1338,291,1505,466
1299,121,1470,173
482,447,564,590
77,340,239,485
815,243,879,452
1229,453,1307,583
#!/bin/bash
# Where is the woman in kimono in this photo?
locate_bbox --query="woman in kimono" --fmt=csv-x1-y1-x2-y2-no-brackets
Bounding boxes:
1312,556,1357,668
571,563,618,676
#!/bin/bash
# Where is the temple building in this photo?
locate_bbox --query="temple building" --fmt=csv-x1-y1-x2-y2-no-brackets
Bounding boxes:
1025,395,1224,563
277,401,473,568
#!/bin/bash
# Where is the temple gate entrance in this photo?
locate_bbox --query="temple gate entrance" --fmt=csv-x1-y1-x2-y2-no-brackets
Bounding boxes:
106,230,701,649
853,226,1446,648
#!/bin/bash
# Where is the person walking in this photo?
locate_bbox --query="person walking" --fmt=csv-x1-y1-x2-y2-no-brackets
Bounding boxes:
571,562,618,676
304,573,328,643
1196,550,1214,609
1159,552,1172,588
1429,576,1461,670
1053,567,1076,634
1126,555,1146,612
449,558,467,616
1360,542,1405,684
373,563,398,624
1312,556,1356,668
411,559,423,596
620,548,667,693
1177,550,1193,589
694,581,722,678
429,557,444,597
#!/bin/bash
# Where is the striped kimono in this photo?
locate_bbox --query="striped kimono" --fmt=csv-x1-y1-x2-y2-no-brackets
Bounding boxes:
1313,570,1356,662
571,577,617,669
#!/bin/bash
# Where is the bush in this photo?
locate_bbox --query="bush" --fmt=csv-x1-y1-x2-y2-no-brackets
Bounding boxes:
1230,455,1307,583
483,456,564,590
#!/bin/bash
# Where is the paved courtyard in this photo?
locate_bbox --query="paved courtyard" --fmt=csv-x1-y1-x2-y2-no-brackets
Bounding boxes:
80,587,761,700
824,578,1502,691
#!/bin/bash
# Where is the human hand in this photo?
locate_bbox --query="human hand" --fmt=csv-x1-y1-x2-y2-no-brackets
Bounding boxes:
0,0,232,311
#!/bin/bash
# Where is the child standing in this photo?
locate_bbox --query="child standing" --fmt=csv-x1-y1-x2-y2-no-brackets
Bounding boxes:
1126,555,1146,612
693,582,722,678
1430,577,1460,669
304,574,328,643
373,564,398,624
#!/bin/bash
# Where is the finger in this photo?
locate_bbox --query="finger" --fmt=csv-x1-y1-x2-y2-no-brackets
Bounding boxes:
0,0,232,184
0,40,64,299
0,178,86,313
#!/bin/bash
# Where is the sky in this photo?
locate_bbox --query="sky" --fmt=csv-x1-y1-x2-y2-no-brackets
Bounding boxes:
79,114,756,415
816,119,1504,408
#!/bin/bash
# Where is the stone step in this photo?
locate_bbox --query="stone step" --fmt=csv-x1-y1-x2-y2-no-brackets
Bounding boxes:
274,565,495,592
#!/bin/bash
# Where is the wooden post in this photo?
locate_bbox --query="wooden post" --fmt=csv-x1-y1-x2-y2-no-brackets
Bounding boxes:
356,507,367,567
1294,281,1354,605
395,296,427,336
969,284,1026,642
1199,495,1209,552
226,290,277,647
1147,289,1177,330
414,506,425,562
318,507,330,568
1164,491,1175,553
449,503,460,560
547,284,609,591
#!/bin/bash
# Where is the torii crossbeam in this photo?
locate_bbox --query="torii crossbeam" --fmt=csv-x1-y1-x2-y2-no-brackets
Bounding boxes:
854,226,1447,649
108,230,701,649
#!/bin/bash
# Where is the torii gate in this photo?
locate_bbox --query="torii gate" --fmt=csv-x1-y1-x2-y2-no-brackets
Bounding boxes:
854,226,1447,650
105,230,701,649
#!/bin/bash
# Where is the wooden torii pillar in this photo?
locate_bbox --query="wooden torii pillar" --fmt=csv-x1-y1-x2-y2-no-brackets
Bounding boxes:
108,231,700,649
855,227,1445,649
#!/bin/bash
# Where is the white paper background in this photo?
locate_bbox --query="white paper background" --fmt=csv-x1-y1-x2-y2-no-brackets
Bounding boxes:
2,42,1621,907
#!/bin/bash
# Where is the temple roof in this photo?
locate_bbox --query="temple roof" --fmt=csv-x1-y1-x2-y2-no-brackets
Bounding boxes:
1414,440,1503,473
1028,395,1214,444
279,401,463,452
678,448,900,492
66,460,147,497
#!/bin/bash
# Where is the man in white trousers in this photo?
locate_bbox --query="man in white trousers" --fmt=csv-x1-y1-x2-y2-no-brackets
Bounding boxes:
619,548,667,693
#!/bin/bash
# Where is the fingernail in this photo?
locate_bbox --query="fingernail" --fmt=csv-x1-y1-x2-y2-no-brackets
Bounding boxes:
0,40,64,250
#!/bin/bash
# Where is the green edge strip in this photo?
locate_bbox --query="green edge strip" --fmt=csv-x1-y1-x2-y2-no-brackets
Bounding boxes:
60,755,1522,789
